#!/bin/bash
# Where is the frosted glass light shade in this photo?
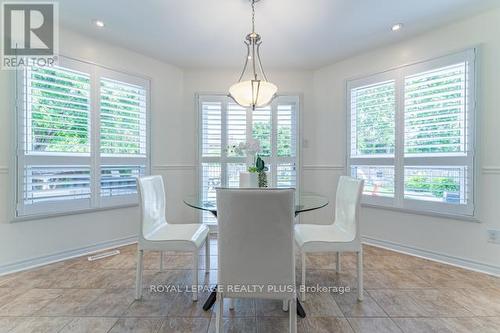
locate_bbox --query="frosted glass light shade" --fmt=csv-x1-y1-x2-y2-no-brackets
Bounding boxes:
229,80,277,108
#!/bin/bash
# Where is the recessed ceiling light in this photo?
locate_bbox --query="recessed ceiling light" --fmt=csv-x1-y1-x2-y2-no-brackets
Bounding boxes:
391,23,403,32
93,20,105,28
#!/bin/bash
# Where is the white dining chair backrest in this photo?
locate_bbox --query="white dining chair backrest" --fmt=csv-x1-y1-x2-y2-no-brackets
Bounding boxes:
334,176,364,241
216,188,296,299
137,175,167,242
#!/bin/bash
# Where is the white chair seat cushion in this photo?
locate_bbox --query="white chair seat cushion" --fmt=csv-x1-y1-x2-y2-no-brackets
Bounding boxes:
294,223,355,251
144,223,209,251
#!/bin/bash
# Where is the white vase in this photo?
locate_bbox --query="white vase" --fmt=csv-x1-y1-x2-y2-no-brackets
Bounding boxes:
239,172,258,188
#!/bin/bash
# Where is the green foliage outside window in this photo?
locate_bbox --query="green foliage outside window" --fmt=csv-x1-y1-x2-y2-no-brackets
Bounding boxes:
252,122,292,156
406,175,460,198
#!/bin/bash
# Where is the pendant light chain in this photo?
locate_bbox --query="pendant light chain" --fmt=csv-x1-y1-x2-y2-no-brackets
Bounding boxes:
228,0,277,109
251,0,255,33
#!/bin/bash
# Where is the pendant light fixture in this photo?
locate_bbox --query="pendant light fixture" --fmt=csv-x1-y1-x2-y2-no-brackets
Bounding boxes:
228,0,277,110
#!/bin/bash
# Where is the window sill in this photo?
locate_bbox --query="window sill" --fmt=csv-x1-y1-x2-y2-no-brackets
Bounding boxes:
361,203,480,223
11,203,139,223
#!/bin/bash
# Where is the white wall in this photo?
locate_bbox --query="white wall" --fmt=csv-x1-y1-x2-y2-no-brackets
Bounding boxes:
312,8,500,272
2,7,500,275
0,28,185,272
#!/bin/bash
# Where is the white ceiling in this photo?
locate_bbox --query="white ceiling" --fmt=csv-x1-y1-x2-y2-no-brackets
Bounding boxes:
56,0,500,70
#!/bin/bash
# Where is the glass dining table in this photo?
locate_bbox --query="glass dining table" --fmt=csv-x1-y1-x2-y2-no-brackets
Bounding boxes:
183,192,329,318
184,192,329,217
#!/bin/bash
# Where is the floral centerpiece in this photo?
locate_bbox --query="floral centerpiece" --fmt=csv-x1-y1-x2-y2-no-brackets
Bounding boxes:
227,139,269,188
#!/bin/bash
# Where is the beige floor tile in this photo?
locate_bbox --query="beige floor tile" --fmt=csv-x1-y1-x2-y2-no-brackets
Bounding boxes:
0,289,63,316
0,241,498,333
166,290,212,318
298,317,354,333
78,288,135,317
8,317,72,333
305,269,358,290
59,317,118,333
0,317,26,333
124,290,177,317
212,298,256,317
347,317,402,333
332,290,386,317
301,291,344,317
108,318,164,333
363,270,431,289
159,317,210,333
367,290,428,317
35,289,105,316
255,299,288,317
393,317,462,333
445,288,500,316
257,317,290,333
208,317,257,333
405,289,474,317
0,288,32,307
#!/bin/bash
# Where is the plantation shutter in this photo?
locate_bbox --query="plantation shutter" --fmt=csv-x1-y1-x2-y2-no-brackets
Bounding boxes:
98,70,149,206
16,57,150,218
348,49,475,217
199,95,300,224
201,101,222,157
404,63,468,155
402,54,474,215
18,59,93,216
348,77,396,201
275,100,298,188
100,78,147,156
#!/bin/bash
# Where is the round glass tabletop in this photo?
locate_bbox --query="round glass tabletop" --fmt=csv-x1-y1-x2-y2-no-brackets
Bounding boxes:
183,192,329,216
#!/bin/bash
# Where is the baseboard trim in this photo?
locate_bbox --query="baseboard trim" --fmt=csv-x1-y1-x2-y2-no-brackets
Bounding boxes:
0,236,138,276
363,236,500,277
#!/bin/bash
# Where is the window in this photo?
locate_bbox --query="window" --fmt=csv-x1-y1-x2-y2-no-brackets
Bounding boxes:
347,49,475,217
16,57,150,217
198,95,299,224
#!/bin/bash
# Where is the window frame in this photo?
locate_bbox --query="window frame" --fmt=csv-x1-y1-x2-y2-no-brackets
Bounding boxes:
196,94,301,225
14,56,151,220
346,49,477,219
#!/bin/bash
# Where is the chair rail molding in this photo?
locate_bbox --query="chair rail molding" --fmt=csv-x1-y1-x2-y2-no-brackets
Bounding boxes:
303,165,345,171
0,166,8,174
482,166,500,175
152,164,196,171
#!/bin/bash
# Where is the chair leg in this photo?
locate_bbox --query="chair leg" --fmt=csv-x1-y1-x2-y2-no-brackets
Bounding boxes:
357,249,364,301
301,252,306,301
135,249,144,300
205,239,210,272
160,251,164,272
336,252,341,273
289,298,297,333
193,253,198,302
216,292,223,333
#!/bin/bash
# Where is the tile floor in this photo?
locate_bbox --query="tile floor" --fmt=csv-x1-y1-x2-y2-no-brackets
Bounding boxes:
0,238,499,333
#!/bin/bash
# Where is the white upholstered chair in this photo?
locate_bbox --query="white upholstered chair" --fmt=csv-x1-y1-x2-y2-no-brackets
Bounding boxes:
135,175,210,301
294,176,364,302
216,188,297,333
